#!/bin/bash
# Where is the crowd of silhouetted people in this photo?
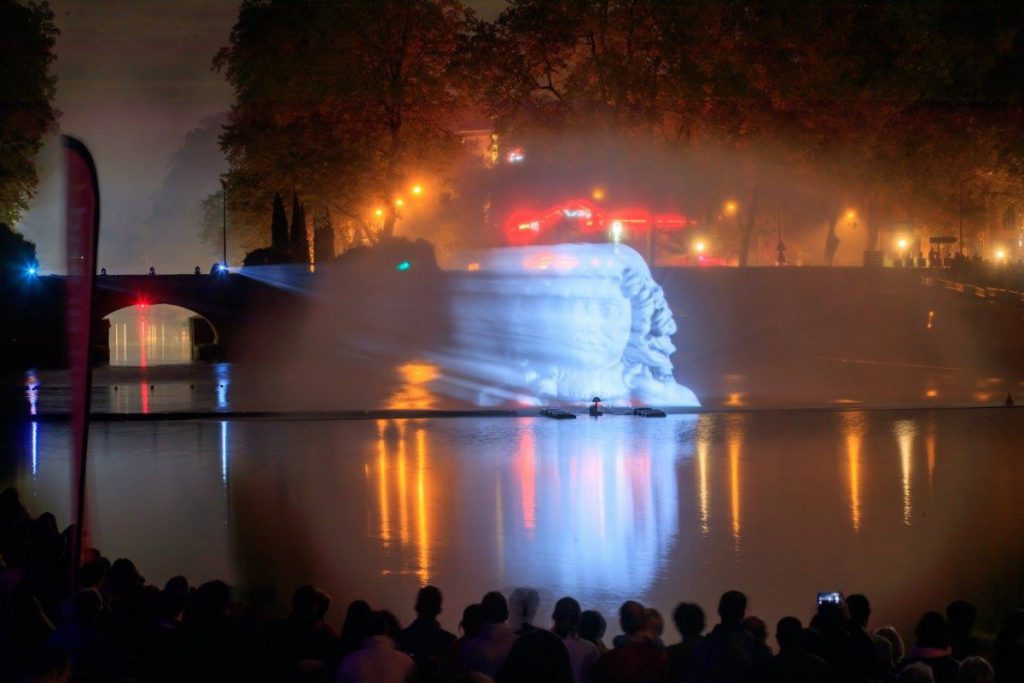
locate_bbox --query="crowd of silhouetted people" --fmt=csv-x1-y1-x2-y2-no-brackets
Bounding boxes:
945,254,1024,294
3,486,1024,683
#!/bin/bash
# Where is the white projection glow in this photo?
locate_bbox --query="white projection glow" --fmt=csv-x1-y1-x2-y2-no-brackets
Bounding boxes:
440,244,700,407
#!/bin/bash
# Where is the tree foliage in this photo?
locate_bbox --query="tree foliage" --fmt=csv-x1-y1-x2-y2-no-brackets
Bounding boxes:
215,0,472,252
0,0,58,226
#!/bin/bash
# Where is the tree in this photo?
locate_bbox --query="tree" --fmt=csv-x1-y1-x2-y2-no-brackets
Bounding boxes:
0,222,37,281
270,192,288,252
0,0,58,225
215,0,472,250
289,194,309,263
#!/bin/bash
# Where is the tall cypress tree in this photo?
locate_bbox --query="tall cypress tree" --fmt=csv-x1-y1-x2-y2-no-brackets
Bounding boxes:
270,192,288,252
289,193,310,263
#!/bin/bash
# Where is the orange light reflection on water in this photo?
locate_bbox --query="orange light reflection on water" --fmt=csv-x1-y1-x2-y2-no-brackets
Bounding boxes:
386,362,440,410
370,419,434,581
843,412,863,532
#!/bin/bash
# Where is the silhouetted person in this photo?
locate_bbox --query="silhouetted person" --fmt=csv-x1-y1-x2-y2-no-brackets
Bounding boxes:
149,266,156,275
994,608,1024,683
449,602,484,677
808,597,867,681
876,625,906,670
592,600,667,683
510,587,541,635
581,610,609,656
460,591,518,678
742,616,770,656
957,656,994,683
335,610,413,683
848,593,893,682
667,602,705,683
267,585,339,677
947,601,993,662
762,616,833,683
551,597,598,683
647,608,667,648
194,266,201,275
498,628,575,683
339,600,372,660
177,580,242,679
900,612,957,683
398,585,456,672
899,662,936,683
692,591,766,683
49,588,120,681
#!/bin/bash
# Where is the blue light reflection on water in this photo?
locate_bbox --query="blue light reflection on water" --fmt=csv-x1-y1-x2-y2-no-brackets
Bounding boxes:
220,420,229,486
214,363,231,410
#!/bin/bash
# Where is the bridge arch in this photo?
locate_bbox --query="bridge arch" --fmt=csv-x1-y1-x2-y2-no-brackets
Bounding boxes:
103,303,220,365
93,274,240,363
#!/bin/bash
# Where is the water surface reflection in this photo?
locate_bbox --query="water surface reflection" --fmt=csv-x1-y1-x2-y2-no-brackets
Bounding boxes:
4,410,1024,636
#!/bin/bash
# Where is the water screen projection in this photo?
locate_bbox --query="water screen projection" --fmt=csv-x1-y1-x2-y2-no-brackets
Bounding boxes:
253,243,699,410
437,244,699,407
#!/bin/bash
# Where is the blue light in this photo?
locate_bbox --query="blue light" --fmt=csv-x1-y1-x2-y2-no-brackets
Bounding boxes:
25,265,38,277
396,261,411,272
216,262,228,273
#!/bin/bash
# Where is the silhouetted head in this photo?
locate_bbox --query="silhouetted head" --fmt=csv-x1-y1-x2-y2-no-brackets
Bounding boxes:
496,629,574,683
185,580,231,628
619,600,646,635
369,610,402,640
847,594,871,628
673,602,706,639
958,656,995,683
72,588,103,625
644,608,665,640
461,603,484,639
718,591,747,625
78,557,110,589
776,616,804,653
415,585,443,619
159,576,189,622
552,597,582,637
340,600,372,640
743,615,767,644
482,591,510,625
579,610,607,644
915,611,951,650
898,662,936,683
509,587,540,630
108,557,144,595
947,600,977,639
875,625,905,663
292,585,331,622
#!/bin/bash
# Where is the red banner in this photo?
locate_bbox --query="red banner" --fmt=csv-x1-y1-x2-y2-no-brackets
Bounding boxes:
64,136,100,573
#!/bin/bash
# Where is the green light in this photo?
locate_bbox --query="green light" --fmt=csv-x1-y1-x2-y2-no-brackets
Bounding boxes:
396,260,411,271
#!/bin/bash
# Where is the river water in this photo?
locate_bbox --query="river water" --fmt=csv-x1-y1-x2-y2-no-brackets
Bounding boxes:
3,366,1023,638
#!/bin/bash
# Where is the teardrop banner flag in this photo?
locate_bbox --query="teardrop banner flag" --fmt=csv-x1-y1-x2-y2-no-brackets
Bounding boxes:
64,135,100,579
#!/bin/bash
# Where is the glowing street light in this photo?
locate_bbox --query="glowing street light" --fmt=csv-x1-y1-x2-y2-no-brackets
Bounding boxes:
897,238,908,251
995,248,1007,262
845,209,857,221
592,187,606,201
411,184,423,196
724,200,738,217
694,240,707,254
374,207,385,218
395,197,404,207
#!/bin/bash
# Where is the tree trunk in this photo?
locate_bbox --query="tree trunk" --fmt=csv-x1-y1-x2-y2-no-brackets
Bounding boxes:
824,214,840,266
737,191,759,267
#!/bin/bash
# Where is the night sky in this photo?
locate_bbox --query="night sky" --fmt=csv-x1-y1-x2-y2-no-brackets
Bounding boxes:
18,0,504,274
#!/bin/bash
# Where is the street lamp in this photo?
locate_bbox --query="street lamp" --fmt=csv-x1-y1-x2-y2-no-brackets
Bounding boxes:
220,178,228,268
959,178,965,256
724,200,738,217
